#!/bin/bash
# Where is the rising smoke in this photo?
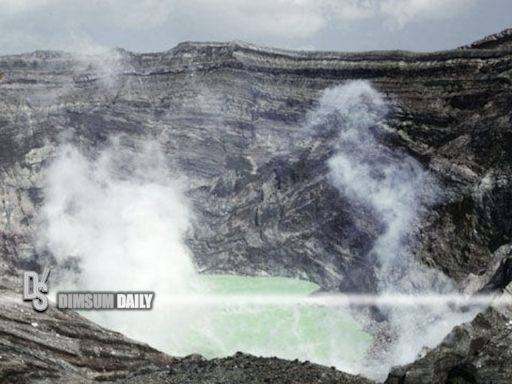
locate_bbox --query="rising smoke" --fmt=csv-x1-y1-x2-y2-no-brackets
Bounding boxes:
309,81,446,291
308,80,479,377
37,138,203,348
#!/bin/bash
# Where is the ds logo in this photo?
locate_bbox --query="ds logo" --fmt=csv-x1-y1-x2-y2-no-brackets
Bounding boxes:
23,268,50,312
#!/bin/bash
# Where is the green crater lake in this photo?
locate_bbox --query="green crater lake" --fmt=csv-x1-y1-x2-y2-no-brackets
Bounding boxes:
164,275,371,370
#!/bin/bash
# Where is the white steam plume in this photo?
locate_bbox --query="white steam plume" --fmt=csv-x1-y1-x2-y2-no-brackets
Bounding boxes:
310,81,447,292
37,139,202,347
308,81,480,378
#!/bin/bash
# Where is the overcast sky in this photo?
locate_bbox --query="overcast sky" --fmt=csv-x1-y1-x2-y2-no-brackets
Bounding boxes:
0,0,510,55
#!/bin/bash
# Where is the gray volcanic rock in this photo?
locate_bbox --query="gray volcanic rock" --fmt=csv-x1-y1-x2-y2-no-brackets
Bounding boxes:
117,353,374,384
382,248,512,383
0,28,511,382
0,31,511,289
0,277,173,384
460,28,512,50
385,281,512,384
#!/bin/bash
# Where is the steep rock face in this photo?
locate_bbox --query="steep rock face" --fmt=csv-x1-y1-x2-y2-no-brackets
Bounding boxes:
385,281,512,384
0,30,511,289
0,276,172,383
0,29,511,382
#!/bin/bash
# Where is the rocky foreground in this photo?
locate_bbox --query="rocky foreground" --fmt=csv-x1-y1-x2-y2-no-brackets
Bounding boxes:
0,29,511,382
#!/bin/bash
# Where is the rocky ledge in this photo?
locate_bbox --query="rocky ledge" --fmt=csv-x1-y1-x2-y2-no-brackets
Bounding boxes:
386,281,512,384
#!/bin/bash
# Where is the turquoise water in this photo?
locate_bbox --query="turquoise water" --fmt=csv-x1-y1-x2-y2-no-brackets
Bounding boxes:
164,275,371,369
